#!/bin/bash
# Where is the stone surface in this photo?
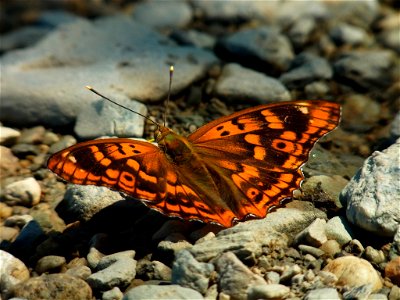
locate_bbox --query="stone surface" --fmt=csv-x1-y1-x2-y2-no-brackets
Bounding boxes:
172,250,214,294
247,284,290,300
215,252,267,300
1,17,217,127
35,255,66,274
304,287,341,300
294,218,328,247
213,63,290,104
385,256,400,286
12,273,92,300
323,256,383,291
325,216,353,246
330,23,369,46
341,140,400,237
123,284,203,300
102,287,123,300
0,250,30,299
0,126,20,145
2,177,41,207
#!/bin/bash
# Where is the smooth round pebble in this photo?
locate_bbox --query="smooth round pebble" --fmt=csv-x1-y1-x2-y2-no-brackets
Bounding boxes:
3,177,41,207
35,255,66,274
0,250,30,297
247,284,290,300
123,284,203,300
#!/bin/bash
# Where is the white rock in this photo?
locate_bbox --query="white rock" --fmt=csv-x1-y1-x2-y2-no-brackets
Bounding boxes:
0,250,30,298
3,177,41,206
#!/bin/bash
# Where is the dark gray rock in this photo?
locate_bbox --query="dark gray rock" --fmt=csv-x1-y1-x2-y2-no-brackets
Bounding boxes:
213,63,291,104
280,53,332,89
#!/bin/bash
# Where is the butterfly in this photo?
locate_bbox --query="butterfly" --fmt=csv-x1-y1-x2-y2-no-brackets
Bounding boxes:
47,100,341,227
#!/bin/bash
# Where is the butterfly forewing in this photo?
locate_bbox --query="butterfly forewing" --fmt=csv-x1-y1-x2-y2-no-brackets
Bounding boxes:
48,100,340,227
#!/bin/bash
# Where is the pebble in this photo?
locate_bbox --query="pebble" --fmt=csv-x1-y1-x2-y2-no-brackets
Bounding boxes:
286,17,316,49
265,271,280,284
323,256,383,291
280,264,302,282
102,286,123,300
213,63,290,104
74,98,147,139
217,26,294,74
29,203,66,233
96,250,136,270
279,52,332,89
123,284,203,300
364,246,386,265
384,256,400,286
294,218,327,247
65,265,92,280
325,216,353,246
304,287,341,300
87,258,136,291
87,247,105,269
344,239,365,256
2,177,41,207
0,202,13,219
132,0,192,29
152,261,172,281
172,250,214,294
247,284,290,300
343,284,373,300
341,140,400,237
215,252,267,300
35,255,66,274
329,23,369,46
4,214,34,228
319,240,341,258
0,250,30,298
156,240,192,263
298,245,325,258
0,126,20,145
0,226,19,241
12,273,93,300
48,135,76,154
333,50,395,91
18,126,46,144
170,29,216,49
0,146,19,175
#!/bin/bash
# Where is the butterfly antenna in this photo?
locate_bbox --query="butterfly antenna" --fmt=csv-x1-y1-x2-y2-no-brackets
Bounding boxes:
163,65,174,127
85,86,159,128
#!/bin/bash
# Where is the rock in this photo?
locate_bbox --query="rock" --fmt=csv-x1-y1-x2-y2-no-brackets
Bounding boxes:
102,287,123,300
0,202,13,219
379,29,400,54
280,264,302,282
171,250,214,294
343,284,373,300
319,240,341,258
74,98,147,139
18,126,46,144
2,177,41,207
325,216,353,246
0,26,50,53
0,226,19,241
341,140,400,237
217,26,294,74
247,284,290,300
190,201,326,262
385,256,400,286
0,250,30,298
30,203,66,233
329,23,369,46
0,126,20,146
364,246,386,265
56,185,126,222
35,255,66,274
1,17,217,127
389,285,400,300
12,273,92,300
48,135,76,154
298,245,325,258
87,247,105,269
265,271,280,284
0,146,19,177
390,226,400,259
323,256,383,291
170,29,216,49
333,50,395,91
152,261,172,281
215,252,267,300
156,240,193,264
213,63,290,104
286,17,316,49
123,284,203,299
294,218,328,247
65,266,92,280
342,95,381,132
132,0,192,29
304,287,341,300
87,258,136,291
96,250,136,270
4,214,33,228
280,52,332,89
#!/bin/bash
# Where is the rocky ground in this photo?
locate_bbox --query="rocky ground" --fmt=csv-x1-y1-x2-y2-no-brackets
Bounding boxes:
1,0,399,299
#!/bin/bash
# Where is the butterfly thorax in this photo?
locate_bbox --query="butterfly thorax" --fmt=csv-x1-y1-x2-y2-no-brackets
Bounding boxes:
156,126,193,165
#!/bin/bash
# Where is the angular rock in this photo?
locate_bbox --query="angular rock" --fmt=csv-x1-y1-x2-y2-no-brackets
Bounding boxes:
325,216,353,246
123,284,203,300
341,140,400,237
0,126,20,146
247,284,290,300
294,218,327,247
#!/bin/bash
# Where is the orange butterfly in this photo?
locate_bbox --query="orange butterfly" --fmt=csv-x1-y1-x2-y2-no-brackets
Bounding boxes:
47,100,340,227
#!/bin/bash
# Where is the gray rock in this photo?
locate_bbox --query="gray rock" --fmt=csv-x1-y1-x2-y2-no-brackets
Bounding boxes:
304,287,341,300
157,240,193,261
217,26,294,74
298,245,325,258
170,30,216,49
132,0,192,29
294,218,327,247
379,29,400,54
265,271,280,284
280,264,302,282
74,97,147,139
87,247,105,269
341,140,400,237
215,252,267,300
13,273,92,300
102,287,123,300
65,266,92,280
333,50,395,91
35,255,66,274
0,126,20,146
172,250,214,294
48,135,77,154
330,23,369,46
247,284,290,300
190,201,326,262
364,246,386,265
286,17,316,49
152,261,172,281
213,63,290,104
280,52,332,89
96,250,136,270
304,81,330,98
0,26,50,52
87,258,136,290
0,250,30,299
325,216,353,246
1,17,217,127
123,284,203,300
343,284,374,300
2,177,41,207
57,185,125,222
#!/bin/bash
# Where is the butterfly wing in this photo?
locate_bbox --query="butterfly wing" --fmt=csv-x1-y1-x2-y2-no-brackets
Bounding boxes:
188,100,341,224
